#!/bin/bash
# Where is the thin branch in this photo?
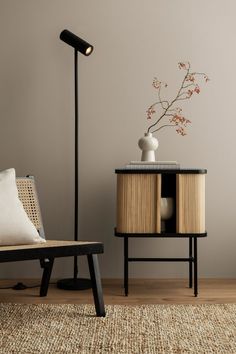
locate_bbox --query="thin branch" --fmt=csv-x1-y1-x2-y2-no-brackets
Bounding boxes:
149,99,169,109
147,64,208,134
158,87,168,110
191,72,207,76
168,108,182,112
148,68,190,132
182,83,195,89
177,91,190,98
175,67,190,98
175,96,191,102
151,124,177,133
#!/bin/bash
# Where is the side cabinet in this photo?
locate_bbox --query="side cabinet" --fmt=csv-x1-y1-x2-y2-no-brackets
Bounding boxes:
115,168,207,297
116,172,206,234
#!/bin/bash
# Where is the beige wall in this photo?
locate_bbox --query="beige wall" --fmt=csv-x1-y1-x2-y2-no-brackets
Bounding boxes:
0,0,235,279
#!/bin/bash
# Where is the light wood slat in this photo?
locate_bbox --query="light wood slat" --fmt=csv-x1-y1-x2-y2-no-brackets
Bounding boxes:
176,174,205,233
155,175,161,233
0,240,101,252
117,174,158,233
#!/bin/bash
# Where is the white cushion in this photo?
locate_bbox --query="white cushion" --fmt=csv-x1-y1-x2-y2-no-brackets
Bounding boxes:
0,168,45,246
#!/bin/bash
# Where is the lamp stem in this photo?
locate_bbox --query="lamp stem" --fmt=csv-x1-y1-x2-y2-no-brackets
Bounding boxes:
57,33,93,291
74,49,78,279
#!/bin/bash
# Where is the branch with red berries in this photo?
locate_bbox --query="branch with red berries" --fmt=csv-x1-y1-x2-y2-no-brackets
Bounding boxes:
146,62,209,136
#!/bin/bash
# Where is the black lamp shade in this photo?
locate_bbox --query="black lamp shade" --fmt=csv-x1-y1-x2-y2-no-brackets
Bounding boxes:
60,29,93,56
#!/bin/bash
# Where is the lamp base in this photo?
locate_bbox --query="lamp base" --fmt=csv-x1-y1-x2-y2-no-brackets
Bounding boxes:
57,278,91,290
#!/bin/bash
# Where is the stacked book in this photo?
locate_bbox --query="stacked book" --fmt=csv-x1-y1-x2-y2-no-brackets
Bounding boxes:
124,161,180,170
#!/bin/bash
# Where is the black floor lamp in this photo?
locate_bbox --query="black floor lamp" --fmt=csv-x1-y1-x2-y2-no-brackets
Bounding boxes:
57,29,94,290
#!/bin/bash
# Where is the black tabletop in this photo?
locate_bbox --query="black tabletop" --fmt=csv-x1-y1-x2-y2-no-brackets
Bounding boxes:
115,168,207,174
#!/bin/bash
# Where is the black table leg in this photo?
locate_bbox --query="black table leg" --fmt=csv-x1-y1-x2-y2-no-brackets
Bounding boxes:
194,237,198,297
87,254,105,317
40,258,54,297
189,237,193,288
124,236,128,296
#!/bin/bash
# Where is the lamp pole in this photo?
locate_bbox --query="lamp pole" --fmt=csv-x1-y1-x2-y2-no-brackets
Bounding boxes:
74,49,79,280
57,30,93,290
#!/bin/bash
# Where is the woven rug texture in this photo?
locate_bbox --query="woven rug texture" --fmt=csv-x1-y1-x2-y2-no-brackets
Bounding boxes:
0,303,236,353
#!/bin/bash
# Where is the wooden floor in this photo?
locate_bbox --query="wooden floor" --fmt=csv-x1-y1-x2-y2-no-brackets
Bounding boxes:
0,279,236,304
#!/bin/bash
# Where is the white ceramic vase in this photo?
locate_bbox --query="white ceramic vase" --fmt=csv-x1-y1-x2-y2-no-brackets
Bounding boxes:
138,133,159,162
161,198,174,220
161,197,174,232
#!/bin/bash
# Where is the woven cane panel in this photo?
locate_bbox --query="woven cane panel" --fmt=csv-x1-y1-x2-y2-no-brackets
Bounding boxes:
16,179,42,230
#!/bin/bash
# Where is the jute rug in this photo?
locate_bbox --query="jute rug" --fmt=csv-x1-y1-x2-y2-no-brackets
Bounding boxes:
0,303,236,353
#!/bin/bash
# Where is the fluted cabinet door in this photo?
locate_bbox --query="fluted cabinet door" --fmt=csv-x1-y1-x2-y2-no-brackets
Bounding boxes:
116,174,161,233
176,174,205,233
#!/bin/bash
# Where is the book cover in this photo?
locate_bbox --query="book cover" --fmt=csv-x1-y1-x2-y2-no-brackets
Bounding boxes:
124,164,180,170
129,161,178,165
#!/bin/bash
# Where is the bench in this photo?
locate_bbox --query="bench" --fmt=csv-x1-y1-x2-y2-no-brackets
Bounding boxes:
0,176,105,317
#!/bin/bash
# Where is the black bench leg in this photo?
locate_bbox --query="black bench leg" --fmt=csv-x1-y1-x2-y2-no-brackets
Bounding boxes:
40,258,54,297
87,254,105,317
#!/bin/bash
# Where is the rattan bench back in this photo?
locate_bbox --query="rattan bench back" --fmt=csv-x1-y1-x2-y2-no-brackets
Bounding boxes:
16,177,45,238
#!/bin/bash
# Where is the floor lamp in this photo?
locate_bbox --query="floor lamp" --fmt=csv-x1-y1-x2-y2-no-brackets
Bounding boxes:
57,29,94,290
